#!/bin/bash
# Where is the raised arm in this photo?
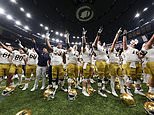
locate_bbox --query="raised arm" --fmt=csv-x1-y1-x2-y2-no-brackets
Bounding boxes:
43,32,53,52
93,27,103,48
15,39,28,53
110,28,122,52
65,32,71,51
144,34,154,50
123,30,128,50
82,28,87,52
31,38,40,55
0,42,12,53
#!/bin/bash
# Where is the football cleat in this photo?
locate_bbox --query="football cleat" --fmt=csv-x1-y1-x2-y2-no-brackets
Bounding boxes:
103,88,111,94
68,89,77,101
30,85,38,92
2,86,15,96
98,90,107,97
75,85,82,90
82,90,90,97
90,79,96,83
126,88,133,96
61,86,68,92
120,93,136,106
145,92,154,101
134,90,145,96
144,102,154,115
16,109,32,115
22,83,28,91
112,91,118,97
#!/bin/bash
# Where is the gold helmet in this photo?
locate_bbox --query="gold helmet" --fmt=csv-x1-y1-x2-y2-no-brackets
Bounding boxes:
43,88,55,100
68,89,77,101
145,92,154,101
2,86,15,96
144,102,154,115
120,93,136,106
16,109,32,115
87,87,96,95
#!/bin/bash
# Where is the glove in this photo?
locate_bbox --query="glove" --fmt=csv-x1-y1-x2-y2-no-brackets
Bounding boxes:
117,27,122,34
82,28,87,36
15,39,21,44
97,26,103,36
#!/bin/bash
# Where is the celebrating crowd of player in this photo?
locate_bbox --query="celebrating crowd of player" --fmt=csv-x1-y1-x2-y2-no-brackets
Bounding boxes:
0,27,154,100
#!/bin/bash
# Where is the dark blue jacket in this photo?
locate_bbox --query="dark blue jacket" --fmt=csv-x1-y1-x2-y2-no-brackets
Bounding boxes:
33,43,50,67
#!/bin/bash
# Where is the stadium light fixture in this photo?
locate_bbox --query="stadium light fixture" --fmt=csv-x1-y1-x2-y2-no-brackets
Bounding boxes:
15,20,21,25
55,31,59,35
0,8,5,15
60,33,63,37
143,7,148,12
135,12,140,18
10,0,17,4
37,33,40,35
40,24,43,27
6,14,13,20
26,13,31,18
52,38,55,41
56,39,59,42
42,34,45,38
24,25,29,30
20,7,25,12
45,26,49,30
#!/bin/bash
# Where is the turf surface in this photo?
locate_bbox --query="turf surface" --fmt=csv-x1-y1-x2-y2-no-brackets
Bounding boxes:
0,80,149,115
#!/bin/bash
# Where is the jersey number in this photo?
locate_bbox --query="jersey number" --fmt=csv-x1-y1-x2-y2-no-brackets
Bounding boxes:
29,54,37,59
15,55,23,61
3,53,10,58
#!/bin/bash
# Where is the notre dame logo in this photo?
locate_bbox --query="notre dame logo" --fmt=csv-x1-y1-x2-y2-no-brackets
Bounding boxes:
76,6,94,22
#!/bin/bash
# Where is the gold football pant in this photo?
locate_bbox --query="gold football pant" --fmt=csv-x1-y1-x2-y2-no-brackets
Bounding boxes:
25,64,37,78
95,60,107,78
0,64,10,77
109,63,122,77
125,62,142,81
52,65,64,79
66,63,78,78
83,63,92,79
9,64,22,75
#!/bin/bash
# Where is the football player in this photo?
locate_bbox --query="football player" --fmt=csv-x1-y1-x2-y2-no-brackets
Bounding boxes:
123,30,144,96
81,28,94,96
65,32,80,96
108,28,125,97
142,34,154,93
45,35,66,98
0,42,12,86
17,40,38,90
92,27,110,97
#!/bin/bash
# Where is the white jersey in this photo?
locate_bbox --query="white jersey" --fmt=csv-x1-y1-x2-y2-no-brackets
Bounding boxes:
67,48,78,64
50,47,64,65
82,47,91,63
0,48,11,64
145,47,154,62
93,44,108,61
27,49,38,65
124,46,140,62
12,50,26,66
121,52,126,64
108,50,119,63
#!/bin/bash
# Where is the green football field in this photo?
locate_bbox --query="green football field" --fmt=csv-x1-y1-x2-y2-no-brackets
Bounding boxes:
0,80,149,115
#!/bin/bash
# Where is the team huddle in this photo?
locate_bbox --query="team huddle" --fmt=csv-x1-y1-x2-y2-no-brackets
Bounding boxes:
0,27,154,101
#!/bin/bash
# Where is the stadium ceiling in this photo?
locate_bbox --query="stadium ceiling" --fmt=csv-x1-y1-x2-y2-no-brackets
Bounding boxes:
0,0,154,44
